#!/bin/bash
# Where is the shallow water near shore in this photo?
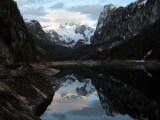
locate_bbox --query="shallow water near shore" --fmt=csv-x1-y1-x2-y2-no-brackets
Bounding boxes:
41,66,160,120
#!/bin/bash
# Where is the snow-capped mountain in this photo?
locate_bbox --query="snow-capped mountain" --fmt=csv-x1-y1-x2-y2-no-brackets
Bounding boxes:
43,22,95,48
73,0,160,60
91,0,160,44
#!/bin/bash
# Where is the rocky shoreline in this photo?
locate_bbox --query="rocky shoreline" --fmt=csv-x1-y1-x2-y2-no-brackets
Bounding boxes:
46,60,160,69
0,64,60,120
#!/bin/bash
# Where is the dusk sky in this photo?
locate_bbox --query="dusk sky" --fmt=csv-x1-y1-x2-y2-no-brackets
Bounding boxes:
15,0,137,29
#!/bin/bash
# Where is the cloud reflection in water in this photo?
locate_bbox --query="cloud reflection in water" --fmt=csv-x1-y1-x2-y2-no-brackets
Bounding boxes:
41,74,133,120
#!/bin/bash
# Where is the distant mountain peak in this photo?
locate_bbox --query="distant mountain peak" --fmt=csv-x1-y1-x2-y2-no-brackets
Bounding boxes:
136,0,148,5
96,4,119,31
25,20,42,31
104,4,119,10
43,22,95,48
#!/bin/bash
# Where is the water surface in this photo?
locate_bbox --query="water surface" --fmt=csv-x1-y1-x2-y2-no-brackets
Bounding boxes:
41,66,160,120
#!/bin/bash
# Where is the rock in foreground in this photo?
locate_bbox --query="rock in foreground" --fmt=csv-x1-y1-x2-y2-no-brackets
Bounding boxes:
0,64,59,120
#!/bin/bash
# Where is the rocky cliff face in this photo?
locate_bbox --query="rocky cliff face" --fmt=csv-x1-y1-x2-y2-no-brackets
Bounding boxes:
0,1,56,120
74,19,160,60
91,0,160,44
25,20,55,48
0,0,36,64
0,64,57,120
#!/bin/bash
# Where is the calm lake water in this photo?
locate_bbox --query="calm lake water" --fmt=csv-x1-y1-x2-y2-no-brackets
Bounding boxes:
41,66,160,120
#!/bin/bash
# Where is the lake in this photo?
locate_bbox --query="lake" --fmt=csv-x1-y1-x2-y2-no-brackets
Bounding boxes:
41,66,160,120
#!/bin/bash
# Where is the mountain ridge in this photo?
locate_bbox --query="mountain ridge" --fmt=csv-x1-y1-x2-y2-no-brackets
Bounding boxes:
91,0,160,44
71,0,160,60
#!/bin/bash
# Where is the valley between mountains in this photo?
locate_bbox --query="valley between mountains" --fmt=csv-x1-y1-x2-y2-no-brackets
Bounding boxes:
23,0,160,61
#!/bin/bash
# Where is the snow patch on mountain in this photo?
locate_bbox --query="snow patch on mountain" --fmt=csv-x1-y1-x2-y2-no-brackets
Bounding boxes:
140,0,147,5
143,50,152,60
43,22,94,48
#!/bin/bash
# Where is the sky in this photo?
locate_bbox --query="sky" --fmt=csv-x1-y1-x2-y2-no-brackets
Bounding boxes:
15,0,137,30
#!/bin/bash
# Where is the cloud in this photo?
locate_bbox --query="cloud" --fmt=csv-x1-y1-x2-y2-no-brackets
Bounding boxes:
16,0,109,29
52,113,66,120
40,11,88,29
49,100,107,120
49,2,64,9
67,4,104,20
68,100,106,116
21,6,47,16
15,0,138,31
21,0,52,3
37,18,50,22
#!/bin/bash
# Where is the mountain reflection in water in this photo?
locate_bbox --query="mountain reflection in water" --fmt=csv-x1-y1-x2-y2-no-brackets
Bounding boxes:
41,66,160,120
